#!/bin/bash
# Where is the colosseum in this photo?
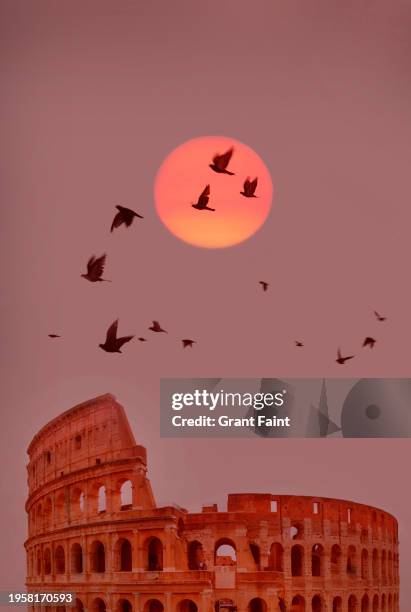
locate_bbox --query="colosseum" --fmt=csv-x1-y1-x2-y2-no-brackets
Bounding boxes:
25,394,400,612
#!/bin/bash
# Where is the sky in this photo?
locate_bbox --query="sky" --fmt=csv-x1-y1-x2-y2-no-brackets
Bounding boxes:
1,0,411,605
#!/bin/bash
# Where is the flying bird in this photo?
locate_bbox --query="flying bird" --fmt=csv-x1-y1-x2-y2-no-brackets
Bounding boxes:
182,339,196,348
149,320,167,333
241,177,258,198
81,254,111,282
295,340,304,347
111,205,143,232
374,310,387,322
192,185,215,211
138,337,147,342
48,334,61,338
259,281,269,292
209,148,235,175
363,336,376,348
336,348,354,365
99,320,134,353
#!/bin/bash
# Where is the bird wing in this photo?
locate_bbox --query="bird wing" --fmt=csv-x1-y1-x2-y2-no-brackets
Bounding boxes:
86,255,96,272
337,348,342,359
116,335,134,348
249,177,258,193
90,254,106,280
111,212,123,232
374,310,380,319
152,320,160,329
106,320,118,343
218,147,233,169
243,178,250,191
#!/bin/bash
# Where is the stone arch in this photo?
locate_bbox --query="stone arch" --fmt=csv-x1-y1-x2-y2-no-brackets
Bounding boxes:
98,485,106,512
291,544,304,576
71,542,83,573
75,598,84,612
71,488,85,517
117,599,132,612
249,542,261,568
372,595,378,612
332,597,342,612
347,545,357,576
381,594,386,611
188,540,205,570
381,549,387,582
116,537,132,571
90,540,105,572
214,538,237,566
372,548,379,581
291,595,305,612
120,480,133,509
74,434,82,450
143,601,164,612
348,595,358,612
268,542,283,571
387,594,392,612
290,521,304,540
145,536,163,571
54,545,65,574
312,595,323,612
247,599,267,612
55,492,66,523
331,544,342,574
177,601,198,612
44,547,51,574
91,598,106,612
278,598,286,612
361,594,369,612
361,548,369,579
311,544,324,576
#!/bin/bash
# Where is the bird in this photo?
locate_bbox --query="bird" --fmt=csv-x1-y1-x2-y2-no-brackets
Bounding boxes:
336,348,354,364
99,320,134,353
192,185,215,211
182,339,196,348
241,177,258,198
110,205,143,232
138,337,147,342
81,254,111,282
374,310,387,322
363,337,376,348
209,148,235,175
149,320,167,333
295,340,304,347
259,281,269,292
48,334,61,338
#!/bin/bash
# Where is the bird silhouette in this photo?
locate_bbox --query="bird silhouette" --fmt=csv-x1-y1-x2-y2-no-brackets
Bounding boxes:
111,205,143,232
295,340,304,347
149,320,167,333
209,148,235,175
363,336,376,348
241,177,258,198
81,254,111,282
336,348,354,364
374,310,387,322
138,337,147,342
259,281,269,292
182,339,196,348
99,320,134,353
192,185,215,211
48,334,61,338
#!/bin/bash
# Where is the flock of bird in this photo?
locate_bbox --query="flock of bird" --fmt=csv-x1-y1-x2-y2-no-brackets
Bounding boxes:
48,146,387,363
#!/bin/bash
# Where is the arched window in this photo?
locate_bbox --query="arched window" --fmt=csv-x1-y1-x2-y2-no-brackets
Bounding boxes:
146,537,163,571
71,543,83,574
74,434,82,450
290,522,304,539
381,594,386,612
311,544,324,576
118,600,132,612
249,543,260,568
312,595,322,612
91,599,106,612
372,595,379,612
144,601,164,612
268,542,283,571
71,488,85,516
120,481,133,509
247,599,267,612
98,486,106,512
331,544,342,574
291,595,305,612
381,549,387,582
55,493,65,523
372,549,379,581
347,545,357,576
118,538,132,571
55,545,65,574
43,498,52,528
361,594,369,612
90,540,105,572
278,599,286,612
178,601,198,612
188,541,206,570
75,599,84,612
332,597,342,612
214,539,237,566
348,595,358,612
44,548,51,575
387,594,392,612
361,549,369,579
291,544,304,576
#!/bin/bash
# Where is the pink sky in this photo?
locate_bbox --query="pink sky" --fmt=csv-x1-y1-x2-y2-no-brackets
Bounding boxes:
1,0,411,606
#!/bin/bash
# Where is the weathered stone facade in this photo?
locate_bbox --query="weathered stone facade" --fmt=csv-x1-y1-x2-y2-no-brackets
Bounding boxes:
25,394,400,612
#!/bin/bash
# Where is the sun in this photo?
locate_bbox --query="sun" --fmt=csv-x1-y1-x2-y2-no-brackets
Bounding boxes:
154,136,273,248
